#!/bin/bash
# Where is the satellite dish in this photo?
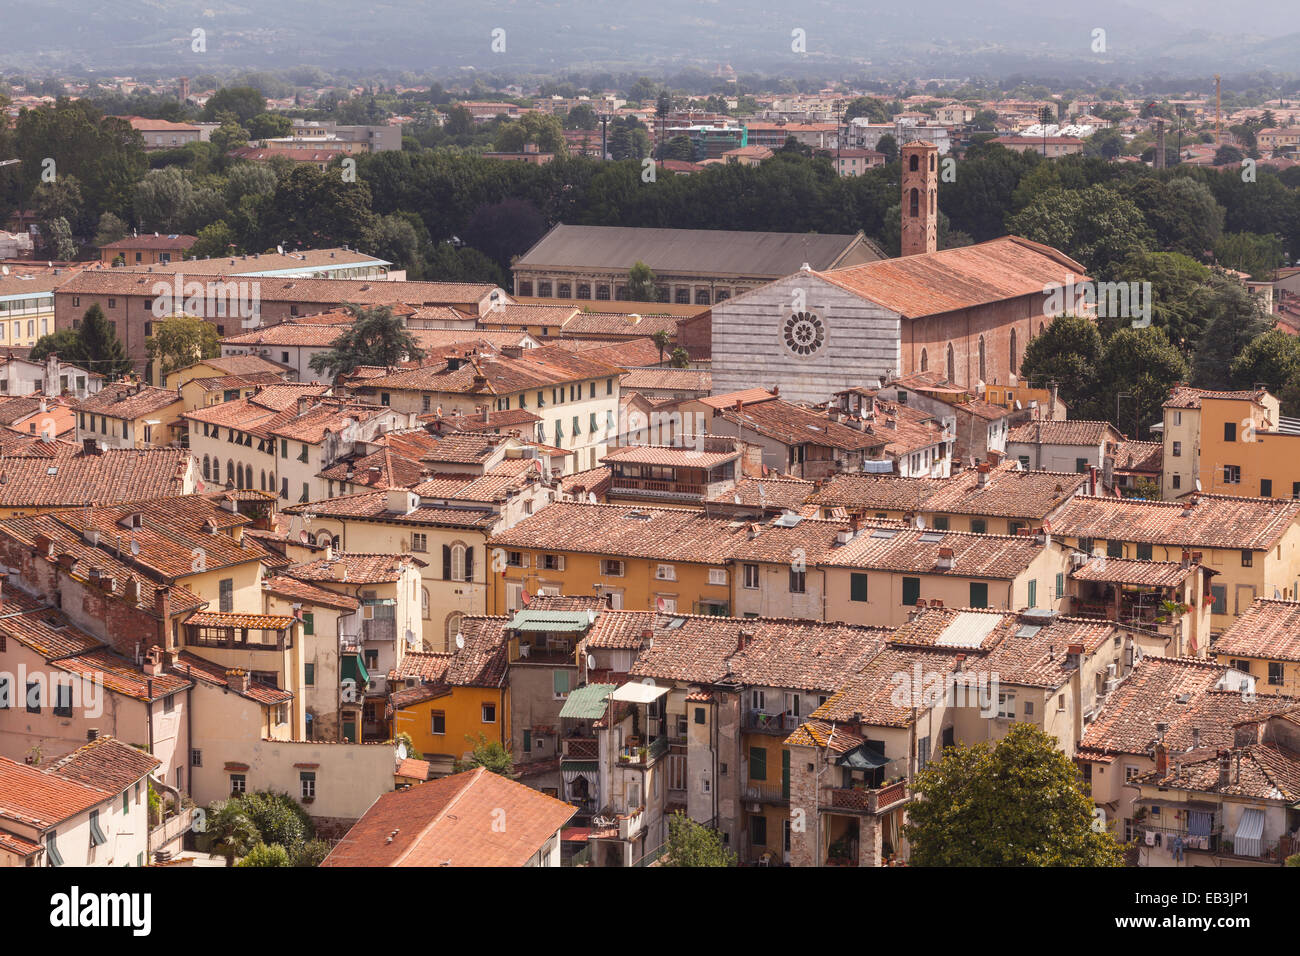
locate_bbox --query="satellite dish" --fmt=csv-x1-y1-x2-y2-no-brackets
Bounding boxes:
404,628,417,647
130,539,140,556
0,266,7,276
587,492,597,504
521,590,531,606
914,515,925,529
1194,478,1202,492
396,741,408,761
655,597,666,612
640,676,656,686
299,530,310,544
586,653,596,670
454,632,465,650
276,244,284,255
587,610,596,623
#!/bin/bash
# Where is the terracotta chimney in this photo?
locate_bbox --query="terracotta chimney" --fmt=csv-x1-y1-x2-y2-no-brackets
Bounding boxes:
1155,743,1168,775
226,669,251,694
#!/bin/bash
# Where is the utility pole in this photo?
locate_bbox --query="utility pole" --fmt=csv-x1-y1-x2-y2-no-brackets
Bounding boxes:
600,113,609,160
1215,74,1222,146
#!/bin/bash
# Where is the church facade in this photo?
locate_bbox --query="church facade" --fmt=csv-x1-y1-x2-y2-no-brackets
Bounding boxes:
710,141,1088,405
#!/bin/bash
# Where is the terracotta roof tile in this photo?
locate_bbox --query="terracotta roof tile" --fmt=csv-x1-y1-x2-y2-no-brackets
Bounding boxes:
1213,598,1300,662
0,448,190,509
1006,420,1122,446
47,736,160,795
1050,493,1300,550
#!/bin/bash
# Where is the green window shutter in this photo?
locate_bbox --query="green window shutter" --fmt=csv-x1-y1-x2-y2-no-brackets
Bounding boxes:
902,577,921,607
553,669,570,696
123,790,129,813
750,746,767,781
932,515,949,530
969,582,988,608
1136,543,1152,560
523,729,531,752
1055,572,1065,599
850,573,868,602
971,519,986,534
302,612,314,635
782,749,791,799
304,663,315,686
1107,539,1124,558
1028,579,1038,607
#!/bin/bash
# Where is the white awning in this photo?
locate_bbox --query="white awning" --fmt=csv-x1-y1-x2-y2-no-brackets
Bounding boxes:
610,682,669,704
1233,807,1265,857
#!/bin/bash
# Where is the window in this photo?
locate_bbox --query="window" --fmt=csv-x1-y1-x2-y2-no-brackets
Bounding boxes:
970,518,987,535
1229,659,1252,673
411,533,427,552
743,564,760,589
997,693,1016,719
1268,662,1284,686
750,746,767,781
932,515,949,530
1027,579,1037,608
300,771,316,800
1172,474,1181,489
917,735,931,768
750,814,768,847
1017,455,1030,470
219,578,233,612
303,663,315,686
850,573,868,602
123,790,130,813
1172,440,1181,457
46,831,64,867
1224,464,1241,484
654,562,676,580
431,711,446,734
1136,542,1153,561
482,703,497,723
601,559,624,577
0,675,8,707
1107,540,1124,558
789,568,806,593
902,577,921,607
191,749,202,767
1075,457,1089,474
1210,584,1227,613
1055,572,1065,599
1241,550,1253,567
1224,422,1236,442
969,582,988,608
708,568,727,586
54,683,73,717
1261,479,1273,497
230,774,246,795
553,669,571,698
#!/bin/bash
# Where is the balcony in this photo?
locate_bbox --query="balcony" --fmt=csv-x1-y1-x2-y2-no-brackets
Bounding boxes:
562,737,598,760
610,477,705,500
744,710,801,735
743,781,789,804
826,780,909,814
362,617,396,644
617,735,668,767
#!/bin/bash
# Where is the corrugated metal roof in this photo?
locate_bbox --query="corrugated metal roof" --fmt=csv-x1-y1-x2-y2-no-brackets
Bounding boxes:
558,684,618,719
508,610,595,632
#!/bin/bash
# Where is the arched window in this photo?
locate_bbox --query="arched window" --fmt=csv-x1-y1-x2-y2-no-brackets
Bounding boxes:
202,455,211,480
576,283,591,299
930,188,935,214
260,470,267,491
226,459,235,486
422,588,430,620
445,612,464,653
909,154,919,171
920,348,928,372
1010,329,1018,375
946,343,955,384
909,187,919,217
978,336,986,383
316,532,333,548
929,153,935,171
1040,321,1046,335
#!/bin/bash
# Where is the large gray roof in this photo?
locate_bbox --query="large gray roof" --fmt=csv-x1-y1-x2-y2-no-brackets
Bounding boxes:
514,224,880,278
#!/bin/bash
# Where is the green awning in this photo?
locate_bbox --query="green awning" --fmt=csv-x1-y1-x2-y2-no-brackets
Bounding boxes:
836,743,890,770
508,610,594,632
559,683,618,719
342,655,370,686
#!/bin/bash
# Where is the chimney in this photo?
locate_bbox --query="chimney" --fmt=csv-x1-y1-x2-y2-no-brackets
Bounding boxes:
836,526,853,545
142,645,163,677
1191,727,1201,750
1089,465,1097,496
1217,749,1231,787
226,669,251,694
976,462,990,488
986,449,1002,466
953,653,965,672
1155,742,1168,775
124,577,141,605
1183,496,1198,515
82,437,101,456
747,522,760,540
737,628,752,653
1065,642,1084,667
472,374,489,391
386,488,416,515
771,385,779,398
297,395,314,417
936,546,954,571
849,513,863,533
87,729,100,742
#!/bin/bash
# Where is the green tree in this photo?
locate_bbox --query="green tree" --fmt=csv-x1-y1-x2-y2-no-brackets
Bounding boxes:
1191,276,1272,388
876,134,899,164
93,211,129,249
246,113,292,140
203,86,267,125
308,304,425,379
1099,327,1190,437
289,839,332,868
663,811,735,867
1214,145,1245,166
1006,184,1153,278
670,347,691,368
564,104,599,130
210,116,250,154
236,842,292,867
843,96,888,124
236,790,313,850
256,163,376,251
454,734,514,776
146,315,222,381
1231,330,1300,414
1017,314,1102,412
39,217,76,260
76,303,133,380
445,105,473,136
29,328,88,366
1110,252,1213,351
190,220,239,260
493,113,568,155
903,723,1124,866
626,261,658,302
207,800,261,866
1214,232,1286,279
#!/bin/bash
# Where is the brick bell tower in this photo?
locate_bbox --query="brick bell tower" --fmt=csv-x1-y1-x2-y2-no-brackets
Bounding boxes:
900,140,938,257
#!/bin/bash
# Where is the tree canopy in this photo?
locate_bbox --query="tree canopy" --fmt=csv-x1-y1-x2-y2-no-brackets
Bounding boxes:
308,304,426,380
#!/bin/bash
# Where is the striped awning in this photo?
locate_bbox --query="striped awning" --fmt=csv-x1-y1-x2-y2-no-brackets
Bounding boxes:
1233,808,1265,857
508,610,594,632
562,762,599,784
